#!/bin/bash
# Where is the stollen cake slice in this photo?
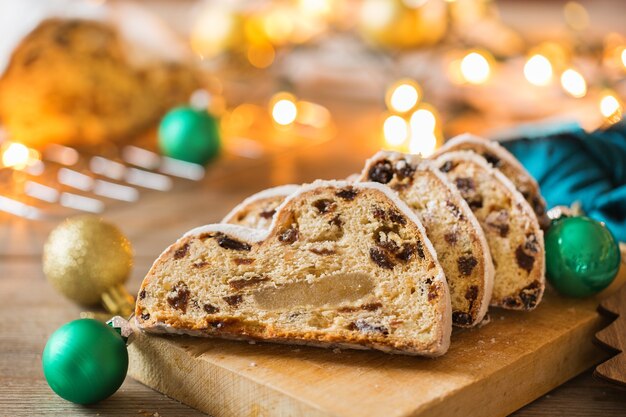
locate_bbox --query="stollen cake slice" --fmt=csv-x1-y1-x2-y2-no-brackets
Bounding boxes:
432,134,550,229
223,185,300,230
136,180,451,356
225,174,361,228
433,151,545,310
358,152,494,327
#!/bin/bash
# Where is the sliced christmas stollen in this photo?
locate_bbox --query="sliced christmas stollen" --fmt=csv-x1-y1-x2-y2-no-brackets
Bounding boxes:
223,184,300,230
432,134,550,229
359,151,494,327
136,180,451,356
433,151,545,310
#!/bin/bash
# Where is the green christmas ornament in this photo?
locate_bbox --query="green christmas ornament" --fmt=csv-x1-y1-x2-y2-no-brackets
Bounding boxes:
158,106,220,165
42,319,128,404
546,216,621,297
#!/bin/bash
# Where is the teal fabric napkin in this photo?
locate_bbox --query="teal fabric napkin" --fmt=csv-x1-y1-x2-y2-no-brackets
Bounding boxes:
501,122,626,241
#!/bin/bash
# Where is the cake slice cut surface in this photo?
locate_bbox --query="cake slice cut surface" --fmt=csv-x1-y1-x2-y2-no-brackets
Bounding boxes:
359,151,494,327
222,185,300,230
136,181,451,356
433,134,550,229
433,151,545,310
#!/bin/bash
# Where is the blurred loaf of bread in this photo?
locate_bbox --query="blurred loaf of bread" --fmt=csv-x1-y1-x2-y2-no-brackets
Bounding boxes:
0,18,200,147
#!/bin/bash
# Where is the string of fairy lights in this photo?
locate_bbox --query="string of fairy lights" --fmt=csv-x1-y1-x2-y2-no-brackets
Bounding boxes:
187,0,626,156
1,0,626,205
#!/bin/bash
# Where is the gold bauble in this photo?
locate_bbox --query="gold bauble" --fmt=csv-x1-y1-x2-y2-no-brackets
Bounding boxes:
43,216,133,305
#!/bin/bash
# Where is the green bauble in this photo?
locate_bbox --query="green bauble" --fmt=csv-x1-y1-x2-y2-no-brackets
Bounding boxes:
42,319,128,404
546,216,620,297
158,106,220,165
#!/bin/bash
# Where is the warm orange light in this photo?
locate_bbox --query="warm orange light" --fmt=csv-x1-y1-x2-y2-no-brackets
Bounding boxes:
2,142,31,169
563,2,589,31
410,108,437,134
296,101,331,128
263,8,295,45
383,115,409,147
621,48,626,68
190,4,236,58
386,79,421,113
299,0,331,17
600,93,622,122
226,103,261,131
409,131,437,157
524,54,553,86
270,93,298,126
560,69,587,98
247,42,275,68
402,0,429,8
359,0,397,31
460,51,491,85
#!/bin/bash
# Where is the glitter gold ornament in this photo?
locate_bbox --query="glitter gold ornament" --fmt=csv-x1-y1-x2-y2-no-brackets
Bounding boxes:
43,216,135,316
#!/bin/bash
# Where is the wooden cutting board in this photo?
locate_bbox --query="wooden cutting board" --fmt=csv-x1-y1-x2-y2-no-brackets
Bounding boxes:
127,275,624,417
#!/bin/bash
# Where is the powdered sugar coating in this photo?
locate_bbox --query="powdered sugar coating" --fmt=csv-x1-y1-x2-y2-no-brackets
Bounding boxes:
221,184,301,224
360,150,494,326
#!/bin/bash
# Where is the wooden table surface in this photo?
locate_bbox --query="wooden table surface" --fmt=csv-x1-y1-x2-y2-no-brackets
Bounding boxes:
1,102,625,416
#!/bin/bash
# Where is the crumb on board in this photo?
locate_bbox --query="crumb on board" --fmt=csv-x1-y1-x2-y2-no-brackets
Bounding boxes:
333,348,342,354
250,362,258,367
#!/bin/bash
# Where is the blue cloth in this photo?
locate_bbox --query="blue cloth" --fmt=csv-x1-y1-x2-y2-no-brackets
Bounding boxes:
502,122,626,241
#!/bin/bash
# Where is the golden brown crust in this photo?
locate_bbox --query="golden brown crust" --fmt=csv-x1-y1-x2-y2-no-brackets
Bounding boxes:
136,181,451,356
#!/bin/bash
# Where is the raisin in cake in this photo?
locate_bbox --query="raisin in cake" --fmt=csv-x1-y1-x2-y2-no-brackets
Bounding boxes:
223,185,300,230
433,134,550,229
136,181,451,356
359,152,494,327
434,151,545,310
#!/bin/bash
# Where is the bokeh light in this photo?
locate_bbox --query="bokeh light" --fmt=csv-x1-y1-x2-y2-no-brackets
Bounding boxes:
560,69,587,98
563,2,589,31
247,42,275,68
383,115,409,146
524,54,553,86
271,93,298,126
409,132,437,157
460,51,491,85
410,108,437,134
297,101,332,128
386,80,421,113
600,93,622,122
2,142,33,169
190,4,236,58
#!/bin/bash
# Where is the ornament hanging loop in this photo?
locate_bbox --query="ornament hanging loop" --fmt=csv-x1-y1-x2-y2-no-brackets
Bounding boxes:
107,315,135,345
547,202,583,221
